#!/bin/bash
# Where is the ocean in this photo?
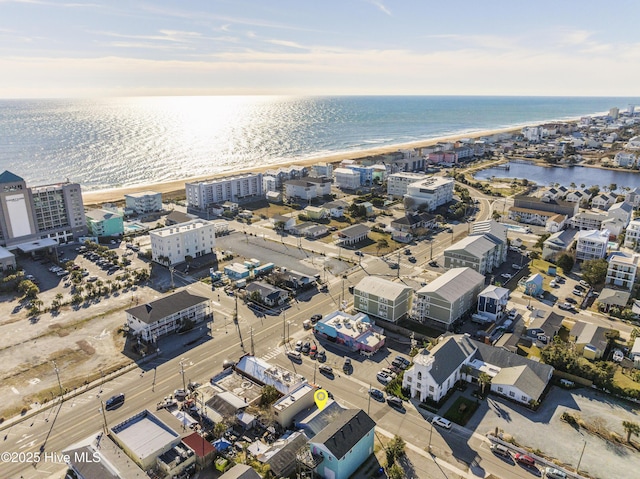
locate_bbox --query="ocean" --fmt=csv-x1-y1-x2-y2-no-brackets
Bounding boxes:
1,95,638,191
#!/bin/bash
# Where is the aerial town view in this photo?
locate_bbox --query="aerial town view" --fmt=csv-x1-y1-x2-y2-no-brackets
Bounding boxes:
2,2,640,479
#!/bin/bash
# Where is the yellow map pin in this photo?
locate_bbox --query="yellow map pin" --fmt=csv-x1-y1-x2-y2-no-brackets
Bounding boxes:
314,389,329,411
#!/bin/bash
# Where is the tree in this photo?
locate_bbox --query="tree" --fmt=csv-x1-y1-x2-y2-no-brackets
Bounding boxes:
260,385,281,406
581,258,608,286
557,254,575,274
387,463,405,479
623,421,640,443
609,183,617,193
18,279,40,299
376,238,389,256
492,211,502,221
478,372,492,396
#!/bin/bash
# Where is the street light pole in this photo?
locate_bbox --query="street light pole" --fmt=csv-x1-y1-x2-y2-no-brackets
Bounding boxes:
576,439,587,473
179,359,188,392
52,361,63,398
428,420,434,453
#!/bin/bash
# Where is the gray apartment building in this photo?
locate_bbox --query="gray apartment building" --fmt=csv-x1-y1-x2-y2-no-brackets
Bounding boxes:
411,267,485,330
353,276,413,322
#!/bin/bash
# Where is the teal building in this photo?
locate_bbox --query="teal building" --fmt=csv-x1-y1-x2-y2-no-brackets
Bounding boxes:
86,208,124,237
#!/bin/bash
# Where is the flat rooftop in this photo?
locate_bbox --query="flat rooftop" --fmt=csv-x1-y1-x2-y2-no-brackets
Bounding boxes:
111,410,179,461
273,383,315,412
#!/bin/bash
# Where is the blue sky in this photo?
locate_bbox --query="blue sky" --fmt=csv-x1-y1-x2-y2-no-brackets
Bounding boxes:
1,0,639,97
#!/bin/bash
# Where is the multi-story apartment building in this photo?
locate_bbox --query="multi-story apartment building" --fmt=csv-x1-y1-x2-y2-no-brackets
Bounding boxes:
150,219,216,265
333,167,361,190
444,233,505,275
411,267,485,330
185,173,263,210
511,195,579,218
624,219,640,250
353,276,413,323
607,201,633,226
386,172,426,199
0,170,87,248
571,211,608,230
576,229,609,261
624,187,640,208
85,208,124,237
124,191,162,215
606,252,639,291
262,175,278,193
404,177,454,211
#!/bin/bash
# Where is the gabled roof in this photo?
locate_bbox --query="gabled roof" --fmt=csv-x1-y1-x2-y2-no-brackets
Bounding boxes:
414,335,477,385
310,409,375,460
609,201,633,213
479,285,509,300
354,276,412,301
598,288,630,306
417,267,484,303
0,170,24,184
570,321,609,351
219,464,261,479
444,235,497,259
491,365,548,401
125,290,208,324
183,432,216,457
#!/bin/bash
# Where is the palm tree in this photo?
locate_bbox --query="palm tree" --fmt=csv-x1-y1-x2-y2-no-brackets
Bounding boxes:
478,372,492,396
623,420,640,443
460,364,472,381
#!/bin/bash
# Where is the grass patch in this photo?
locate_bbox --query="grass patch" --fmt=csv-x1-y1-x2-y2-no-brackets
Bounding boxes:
614,369,640,393
517,343,542,359
443,396,479,426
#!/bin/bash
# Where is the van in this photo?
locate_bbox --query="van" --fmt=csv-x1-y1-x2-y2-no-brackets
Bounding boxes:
544,467,567,479
490,443,511,458
287,351,302,361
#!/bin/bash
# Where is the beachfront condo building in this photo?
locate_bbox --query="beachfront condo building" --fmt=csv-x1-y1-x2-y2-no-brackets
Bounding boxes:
386,172,427,199
0,170,87,249
403,177,454,212
85,208,125,238
124,191,162,215
624,219,640,250
150,219,216,266
606,252,639,291
185,173,264,211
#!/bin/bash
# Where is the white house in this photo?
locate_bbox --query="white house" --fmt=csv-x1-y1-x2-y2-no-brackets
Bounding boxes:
476,285,510,323
545,214,567,233
624,187,640,208
576,229,609,261
126,290,211,341
606,252,639,291
404,177,454,211
150,219,216,265
614,152,637,168
334,167,361,190
402,334,553,406
624,219,640,250
571,211,607,230
591,193,617,210
322,200,349,218
607,201,633,226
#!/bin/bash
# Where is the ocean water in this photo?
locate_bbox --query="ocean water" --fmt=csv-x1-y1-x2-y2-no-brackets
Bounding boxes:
0,95,638,191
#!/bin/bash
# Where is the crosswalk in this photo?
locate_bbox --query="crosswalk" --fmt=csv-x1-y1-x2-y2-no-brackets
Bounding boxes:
260,346,284,362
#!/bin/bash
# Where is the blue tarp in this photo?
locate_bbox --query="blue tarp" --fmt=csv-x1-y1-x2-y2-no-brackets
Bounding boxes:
213,438,232,451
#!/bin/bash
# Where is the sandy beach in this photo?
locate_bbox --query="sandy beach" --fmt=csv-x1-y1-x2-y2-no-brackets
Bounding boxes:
82,125,523,205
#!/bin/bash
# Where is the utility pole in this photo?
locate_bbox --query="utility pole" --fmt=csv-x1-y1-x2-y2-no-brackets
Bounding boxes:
100,400,108,434
179,359,188,392
367,383,372,415
428,419,434,453
282,310,286,346
576,439,587,473
397,249,400,278
250,327,254,356
430,239,433,260
52,361,63,398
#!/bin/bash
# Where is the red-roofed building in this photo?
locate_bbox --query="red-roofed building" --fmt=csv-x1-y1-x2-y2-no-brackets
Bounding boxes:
183,432,216,470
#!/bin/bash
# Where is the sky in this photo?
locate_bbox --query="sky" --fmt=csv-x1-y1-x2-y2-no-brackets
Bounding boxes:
1,0,640,98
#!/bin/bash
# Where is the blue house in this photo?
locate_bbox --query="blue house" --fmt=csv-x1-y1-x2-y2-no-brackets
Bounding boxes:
308,409,376,479
524,273,544,296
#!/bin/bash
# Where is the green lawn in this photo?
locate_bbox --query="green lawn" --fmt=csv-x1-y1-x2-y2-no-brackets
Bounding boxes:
614,368,640,393
443,396,479,426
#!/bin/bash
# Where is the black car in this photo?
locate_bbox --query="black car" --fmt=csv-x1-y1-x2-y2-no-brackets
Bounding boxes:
386,396,404,409
105,393,125,410
301,342,311,354
319,365,334,377
343,358,352,371
408,256,416,263
317,350,326,362
565,297,577,304
310,314,322,324
369,388,385,401
428,260,438,267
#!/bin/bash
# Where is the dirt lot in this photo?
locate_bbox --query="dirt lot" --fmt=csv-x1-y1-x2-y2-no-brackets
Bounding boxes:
0,252,165,421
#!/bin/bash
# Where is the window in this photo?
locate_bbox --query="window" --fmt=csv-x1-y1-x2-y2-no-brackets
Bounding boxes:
521,395,527,402
417,372,422,380
429,386,434,392
509,391,515,398
406,376,412,383
497,386,503,393
416,383,421,389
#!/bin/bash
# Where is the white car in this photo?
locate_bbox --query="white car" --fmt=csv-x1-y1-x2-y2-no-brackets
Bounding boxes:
549,280,557,288
500,273,512,280
376,372,392,384
432,416,452,429
579,280,590,288
379,368,397,379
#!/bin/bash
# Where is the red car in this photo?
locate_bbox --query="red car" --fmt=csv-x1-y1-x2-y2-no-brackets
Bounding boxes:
514,453,536,467
309,344,318,358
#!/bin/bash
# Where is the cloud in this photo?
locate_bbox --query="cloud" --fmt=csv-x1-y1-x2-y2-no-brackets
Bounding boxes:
365,0,391,16
265,39,308,50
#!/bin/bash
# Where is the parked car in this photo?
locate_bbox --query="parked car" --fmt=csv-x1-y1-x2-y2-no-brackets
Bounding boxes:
355,251,364,256
317,350,326,362
376,371,392,384
431,416,452,429
379,368,397,379
500,273,512,279
301,342,311,354
404,249,412,255
512,263,522,270
105,393,125,410
287,350,302,362
386,396,404,409
564,297,577,304
408,256,417,263
572,289,583,296
549,280,557,288
319,365,333,376
490,443,511,458
392,356,410,369
514,453,536,467
579,280,590,288
309,344,318,359
310,314,322,324
369,388,385,401
544,466,567,479
558,302,574,311
428,260,438,267
174,389,188,400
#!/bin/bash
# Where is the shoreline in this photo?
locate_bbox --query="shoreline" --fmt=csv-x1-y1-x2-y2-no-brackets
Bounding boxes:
82,125,524,205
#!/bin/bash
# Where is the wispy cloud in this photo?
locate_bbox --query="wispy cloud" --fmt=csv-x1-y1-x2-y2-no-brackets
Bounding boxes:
365,0,391,16
0,0,101,7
